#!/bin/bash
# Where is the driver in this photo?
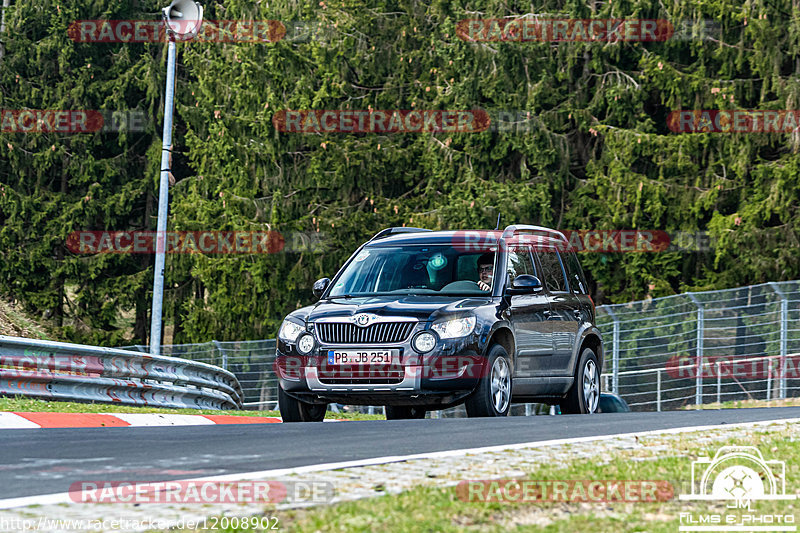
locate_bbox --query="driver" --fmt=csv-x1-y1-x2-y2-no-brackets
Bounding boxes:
477,252,494,291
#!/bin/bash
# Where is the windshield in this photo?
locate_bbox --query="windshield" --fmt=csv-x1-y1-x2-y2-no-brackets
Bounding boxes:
328,245,496,297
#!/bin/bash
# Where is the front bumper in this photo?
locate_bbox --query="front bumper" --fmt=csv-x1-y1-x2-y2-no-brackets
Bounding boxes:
275,323,485,406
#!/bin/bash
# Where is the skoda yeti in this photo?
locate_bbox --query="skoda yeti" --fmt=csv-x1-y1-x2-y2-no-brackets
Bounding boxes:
275,225,603,421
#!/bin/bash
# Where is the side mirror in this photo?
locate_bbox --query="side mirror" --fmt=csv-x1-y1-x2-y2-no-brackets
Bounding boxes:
312,278,330,299
506,274,543,295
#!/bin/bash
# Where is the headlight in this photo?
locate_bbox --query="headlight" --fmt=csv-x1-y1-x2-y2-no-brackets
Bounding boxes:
431,317,476,339
297,333,315,354
278,319,304,342
413,332,437,353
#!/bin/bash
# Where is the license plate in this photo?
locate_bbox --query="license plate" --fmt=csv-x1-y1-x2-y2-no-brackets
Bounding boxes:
327,350,394,365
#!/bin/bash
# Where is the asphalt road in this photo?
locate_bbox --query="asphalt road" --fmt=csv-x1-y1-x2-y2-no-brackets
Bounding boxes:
2,407,799,501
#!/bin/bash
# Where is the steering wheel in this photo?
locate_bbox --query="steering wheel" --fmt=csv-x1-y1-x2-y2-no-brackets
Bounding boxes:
441,280,483,292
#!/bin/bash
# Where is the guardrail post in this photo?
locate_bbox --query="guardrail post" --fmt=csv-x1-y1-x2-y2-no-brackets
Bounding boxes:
656,369,661,412
767,360,772,401
768,282,788,399
688,294,704,407
605,307,620,393
212,340,228,370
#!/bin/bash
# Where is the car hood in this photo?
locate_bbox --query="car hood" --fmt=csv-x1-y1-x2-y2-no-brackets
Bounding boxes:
297,295,492,323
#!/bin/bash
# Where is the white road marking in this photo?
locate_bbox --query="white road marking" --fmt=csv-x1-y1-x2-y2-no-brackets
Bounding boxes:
112,413,216,426
0,413,40,429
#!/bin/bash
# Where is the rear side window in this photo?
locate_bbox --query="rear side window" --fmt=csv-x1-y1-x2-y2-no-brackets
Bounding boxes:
535,246,568,293
564,249,588,294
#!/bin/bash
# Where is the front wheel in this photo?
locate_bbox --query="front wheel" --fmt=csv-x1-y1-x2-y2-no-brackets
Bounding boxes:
560,347,600,414
278,386,327,422
385,406,427,420
465,344,512,417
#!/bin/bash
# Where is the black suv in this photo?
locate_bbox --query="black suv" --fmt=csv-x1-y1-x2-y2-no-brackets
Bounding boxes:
275,225,603,421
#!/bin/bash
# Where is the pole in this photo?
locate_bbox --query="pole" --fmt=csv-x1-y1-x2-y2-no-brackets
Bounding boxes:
212,340,228,370
656,368,661,412
688,293,704,408
768,282,788,399
605,306,620,393
0,0,10,61
150,39,177,355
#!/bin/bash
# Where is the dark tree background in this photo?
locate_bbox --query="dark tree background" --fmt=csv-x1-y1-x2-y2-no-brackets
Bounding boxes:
1,0,798,345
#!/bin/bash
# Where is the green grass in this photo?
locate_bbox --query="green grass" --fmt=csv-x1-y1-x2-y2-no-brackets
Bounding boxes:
0,397,384,420
198,425,798,532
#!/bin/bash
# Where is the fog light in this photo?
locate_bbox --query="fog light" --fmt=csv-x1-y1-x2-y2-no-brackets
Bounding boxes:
297,333,315,354
413,332,437,353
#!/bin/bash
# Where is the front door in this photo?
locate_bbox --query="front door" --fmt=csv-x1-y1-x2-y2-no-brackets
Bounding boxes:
505,245,553,378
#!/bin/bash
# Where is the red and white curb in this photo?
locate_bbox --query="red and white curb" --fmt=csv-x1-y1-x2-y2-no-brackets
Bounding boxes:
0,411,315,428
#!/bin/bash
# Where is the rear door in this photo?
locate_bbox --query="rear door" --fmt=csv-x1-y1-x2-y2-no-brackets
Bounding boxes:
533,245,581,376
505,245,553,378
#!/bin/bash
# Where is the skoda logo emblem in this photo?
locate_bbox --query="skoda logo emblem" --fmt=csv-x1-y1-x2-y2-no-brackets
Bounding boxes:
354,314,371,327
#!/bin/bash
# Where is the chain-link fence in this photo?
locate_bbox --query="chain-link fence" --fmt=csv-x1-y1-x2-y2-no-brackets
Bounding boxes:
598,280,800,410
125,280,800,414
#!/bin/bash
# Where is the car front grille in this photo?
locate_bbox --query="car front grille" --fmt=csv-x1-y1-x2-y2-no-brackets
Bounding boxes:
317,365,405,385
315,321,415,344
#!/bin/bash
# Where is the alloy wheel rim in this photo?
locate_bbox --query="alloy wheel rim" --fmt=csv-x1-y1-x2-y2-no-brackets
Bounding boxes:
583,359,599,413
490,357,511,413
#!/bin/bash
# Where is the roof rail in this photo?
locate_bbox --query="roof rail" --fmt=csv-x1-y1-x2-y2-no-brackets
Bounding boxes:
369,227,432,241
501,224,568,242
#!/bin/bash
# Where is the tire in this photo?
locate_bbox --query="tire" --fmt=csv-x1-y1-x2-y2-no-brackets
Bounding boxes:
278,386,327,422
560,347,600,414
465,344,512,417
385,406,427,420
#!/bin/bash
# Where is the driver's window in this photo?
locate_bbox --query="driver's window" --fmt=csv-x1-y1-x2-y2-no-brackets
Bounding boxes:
506,245,534,283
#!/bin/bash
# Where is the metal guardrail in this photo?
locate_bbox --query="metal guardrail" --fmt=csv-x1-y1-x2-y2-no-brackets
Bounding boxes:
0,335,243,410
121,339,276,408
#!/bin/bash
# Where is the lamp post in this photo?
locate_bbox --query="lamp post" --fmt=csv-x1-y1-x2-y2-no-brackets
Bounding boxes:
150,0,203,355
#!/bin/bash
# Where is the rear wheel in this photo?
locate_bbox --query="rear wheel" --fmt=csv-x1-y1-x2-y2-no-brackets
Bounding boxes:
278,386,327,422
465,344,512,417
385,406,427,420
560,347,600,414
